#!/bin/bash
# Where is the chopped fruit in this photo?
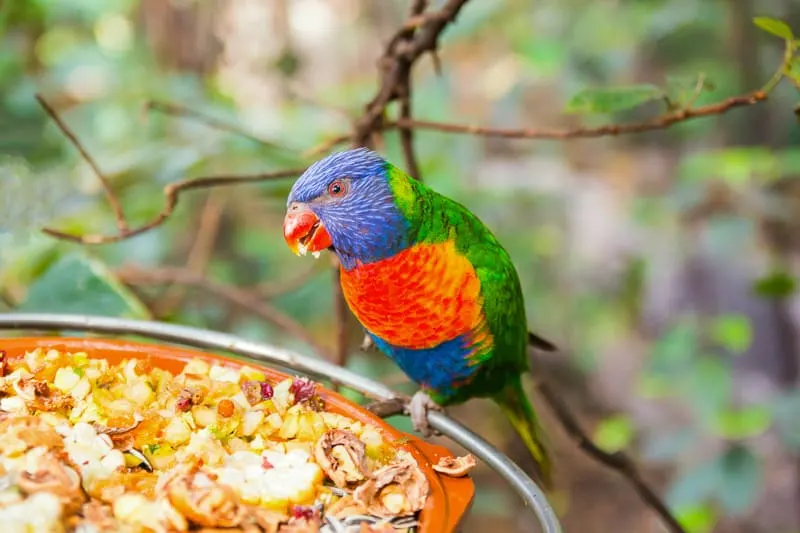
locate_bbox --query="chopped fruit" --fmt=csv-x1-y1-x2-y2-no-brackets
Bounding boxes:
0,348,428,532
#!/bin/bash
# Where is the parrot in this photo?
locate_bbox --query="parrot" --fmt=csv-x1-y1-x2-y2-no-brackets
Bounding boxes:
282,147,556,486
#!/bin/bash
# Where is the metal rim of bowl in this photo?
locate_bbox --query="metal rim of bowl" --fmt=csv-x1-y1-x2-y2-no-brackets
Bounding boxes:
0,312,562,533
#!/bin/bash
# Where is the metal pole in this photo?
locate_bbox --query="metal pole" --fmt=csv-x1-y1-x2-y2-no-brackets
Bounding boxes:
0,313,562,533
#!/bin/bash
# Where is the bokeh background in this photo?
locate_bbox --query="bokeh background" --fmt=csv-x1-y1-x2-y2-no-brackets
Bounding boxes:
2,1,800,532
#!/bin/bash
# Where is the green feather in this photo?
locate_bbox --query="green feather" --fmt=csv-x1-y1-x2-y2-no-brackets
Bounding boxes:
386,163,552,485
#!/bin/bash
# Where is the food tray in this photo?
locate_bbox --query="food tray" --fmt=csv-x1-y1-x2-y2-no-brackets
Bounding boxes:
0,313,563,533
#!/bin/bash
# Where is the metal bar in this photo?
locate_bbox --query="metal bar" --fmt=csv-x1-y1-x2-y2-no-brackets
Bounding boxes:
0,313,562,533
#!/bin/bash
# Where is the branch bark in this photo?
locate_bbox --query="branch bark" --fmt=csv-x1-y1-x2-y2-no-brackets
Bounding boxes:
42,169,304,244
390,92,767,139
36,94,128,232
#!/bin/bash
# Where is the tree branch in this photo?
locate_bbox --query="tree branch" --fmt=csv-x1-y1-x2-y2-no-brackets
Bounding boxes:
42,169,304,244
396,0,427,181
535,382,686,533
352,0,470,147
36,94,128,232
390,91,767,140
117,265,333,361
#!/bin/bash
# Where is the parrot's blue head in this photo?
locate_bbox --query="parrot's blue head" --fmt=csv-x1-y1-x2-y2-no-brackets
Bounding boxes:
283,148,411,269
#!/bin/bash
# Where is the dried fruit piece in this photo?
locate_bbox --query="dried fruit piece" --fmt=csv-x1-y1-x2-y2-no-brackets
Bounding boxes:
176,396,192,412
280,519,321,533
246,506,286,533
290,378,316,404
432,453,477,477
17,449,86,515
0,415,64,455
217,399,235,418
241,380,273,406
92,415,142,436
76,500,119,532
175,387,203,412
0,350,6,377
289,504,318,521
260,382,274,400
30,392,74,412
240,381,262,406
324,494,368,519
163,465,246,528
314,430,369,488
353,456,429,518
14,376,49,400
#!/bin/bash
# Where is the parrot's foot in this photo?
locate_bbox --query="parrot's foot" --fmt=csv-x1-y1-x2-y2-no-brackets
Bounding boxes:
360,334,375,352
405,391,443,438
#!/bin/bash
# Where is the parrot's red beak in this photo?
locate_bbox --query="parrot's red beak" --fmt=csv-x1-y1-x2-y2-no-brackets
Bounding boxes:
283,202,332,257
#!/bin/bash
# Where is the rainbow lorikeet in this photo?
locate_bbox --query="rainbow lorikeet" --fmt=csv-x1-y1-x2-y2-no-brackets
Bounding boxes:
283,148,555,486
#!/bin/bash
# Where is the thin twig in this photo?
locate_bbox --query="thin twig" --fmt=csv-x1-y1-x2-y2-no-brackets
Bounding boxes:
396,0,427,181
535,382,686,533
390,91,767,140
42,169,304,244
145,100,289,150
352,0,470,147
36,94,128,231
117,265,333,360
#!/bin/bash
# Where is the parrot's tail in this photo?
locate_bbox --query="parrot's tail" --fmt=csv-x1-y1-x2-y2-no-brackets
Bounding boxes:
493,377,553,489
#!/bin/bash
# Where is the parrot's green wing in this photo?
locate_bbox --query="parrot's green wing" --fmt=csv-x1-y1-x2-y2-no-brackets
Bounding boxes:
389,166,552,486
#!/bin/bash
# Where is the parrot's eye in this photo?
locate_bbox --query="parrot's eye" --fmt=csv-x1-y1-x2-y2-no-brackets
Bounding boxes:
327,179,348,198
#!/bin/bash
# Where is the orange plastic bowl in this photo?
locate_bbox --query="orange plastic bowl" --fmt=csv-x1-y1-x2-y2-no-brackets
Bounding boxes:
0,336,475,533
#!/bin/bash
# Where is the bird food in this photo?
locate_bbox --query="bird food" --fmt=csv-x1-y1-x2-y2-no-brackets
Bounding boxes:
0,348,430,532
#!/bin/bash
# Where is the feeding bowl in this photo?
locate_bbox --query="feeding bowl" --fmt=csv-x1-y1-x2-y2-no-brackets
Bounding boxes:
0,314,562,533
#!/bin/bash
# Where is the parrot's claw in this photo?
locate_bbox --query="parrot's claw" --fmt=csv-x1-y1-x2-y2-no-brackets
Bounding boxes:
405,391,443,438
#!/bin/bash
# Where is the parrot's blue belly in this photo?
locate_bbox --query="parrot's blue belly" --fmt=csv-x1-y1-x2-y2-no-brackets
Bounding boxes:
368,332,479,400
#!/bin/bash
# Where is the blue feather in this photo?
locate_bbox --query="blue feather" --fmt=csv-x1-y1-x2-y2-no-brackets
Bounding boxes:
368,333,479,400
288,148,411,270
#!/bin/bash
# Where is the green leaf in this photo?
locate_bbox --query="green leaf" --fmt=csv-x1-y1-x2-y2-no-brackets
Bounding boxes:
688,357,732,421
18,253,150,318
753,16,794,41
718,444,762,514
712,405,772,439
710,314,752,354
667,457,723,508
674,503,717,533
564,84,663,114
753,271,796,299
650,320,699,369
593,415,634,453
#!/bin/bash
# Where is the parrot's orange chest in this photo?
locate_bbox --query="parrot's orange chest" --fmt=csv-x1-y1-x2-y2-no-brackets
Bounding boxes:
339,241,485,350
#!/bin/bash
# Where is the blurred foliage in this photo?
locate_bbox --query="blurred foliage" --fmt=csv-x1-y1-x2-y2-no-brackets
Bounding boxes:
1,1,800,532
